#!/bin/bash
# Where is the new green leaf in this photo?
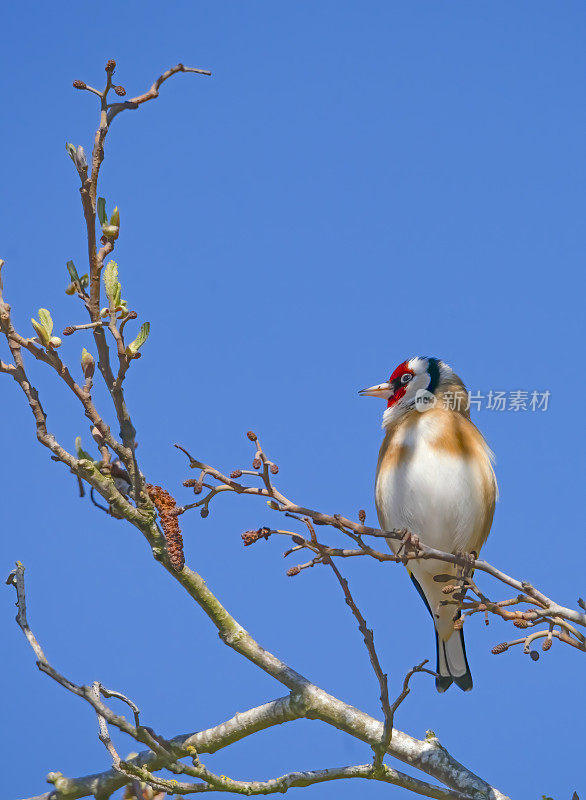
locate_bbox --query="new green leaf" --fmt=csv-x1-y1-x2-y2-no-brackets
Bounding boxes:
97,197,107,226
38,308,53,336
127,321,150,353
74,436,93,461
66,260,79,283
103,260,120,304
31,318,49,346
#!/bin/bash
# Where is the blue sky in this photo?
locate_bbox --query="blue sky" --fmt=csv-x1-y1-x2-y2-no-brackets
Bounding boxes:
2,2,585,798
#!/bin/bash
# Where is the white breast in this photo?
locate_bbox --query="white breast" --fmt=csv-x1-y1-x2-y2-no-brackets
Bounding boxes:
376,415,493,562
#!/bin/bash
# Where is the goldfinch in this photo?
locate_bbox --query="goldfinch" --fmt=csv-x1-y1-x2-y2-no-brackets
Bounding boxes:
360,357,497,692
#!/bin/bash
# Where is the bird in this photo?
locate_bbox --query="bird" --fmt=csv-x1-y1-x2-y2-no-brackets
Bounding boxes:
360,356,497,692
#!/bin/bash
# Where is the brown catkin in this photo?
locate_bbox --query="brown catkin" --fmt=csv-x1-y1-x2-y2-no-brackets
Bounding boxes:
242,527,270,547
230,470,243,479
252,457,262,470
72,80,86,89
105,59,116,71
513,619,530,629
286,566,301,577
114,85,126,96
442,584,457,594
358,509,366,524
542,637,552,651
247,431,257,441
491,642,508,655
146,484,185,572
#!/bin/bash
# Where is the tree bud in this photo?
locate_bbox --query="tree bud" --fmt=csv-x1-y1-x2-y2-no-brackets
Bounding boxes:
75,146,87,170
31,318,49,346
101,224,120,240
81,348,95,379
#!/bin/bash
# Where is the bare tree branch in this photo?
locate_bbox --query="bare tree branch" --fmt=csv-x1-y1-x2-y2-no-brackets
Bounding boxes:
176,435,586,656
4,57,564,800
7,557,510,799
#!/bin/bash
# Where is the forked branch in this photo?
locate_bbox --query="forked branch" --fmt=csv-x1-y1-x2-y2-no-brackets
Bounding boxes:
176,433,586,661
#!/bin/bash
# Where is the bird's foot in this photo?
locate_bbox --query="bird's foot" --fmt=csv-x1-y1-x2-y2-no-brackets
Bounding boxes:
396,529,421,562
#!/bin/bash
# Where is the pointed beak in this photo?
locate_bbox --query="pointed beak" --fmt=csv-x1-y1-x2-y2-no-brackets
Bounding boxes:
358,382,393,399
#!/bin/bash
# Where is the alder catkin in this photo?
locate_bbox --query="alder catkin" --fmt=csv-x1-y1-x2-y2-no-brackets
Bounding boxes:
146,484,185,572
242,527,271,546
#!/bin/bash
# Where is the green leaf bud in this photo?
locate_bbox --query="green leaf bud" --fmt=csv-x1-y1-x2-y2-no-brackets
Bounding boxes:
127,321,150,354
81,348,95,379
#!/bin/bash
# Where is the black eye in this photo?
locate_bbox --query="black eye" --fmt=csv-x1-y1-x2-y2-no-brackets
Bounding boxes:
401,373,412,384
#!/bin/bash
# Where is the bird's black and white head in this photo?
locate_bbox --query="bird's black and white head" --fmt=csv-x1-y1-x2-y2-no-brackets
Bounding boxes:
359,356,458,427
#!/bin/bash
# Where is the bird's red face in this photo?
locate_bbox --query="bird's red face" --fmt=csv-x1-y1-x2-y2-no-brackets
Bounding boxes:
386,360,415,408
358,359,415,407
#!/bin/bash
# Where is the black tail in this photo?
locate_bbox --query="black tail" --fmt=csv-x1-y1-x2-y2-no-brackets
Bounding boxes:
435,625,473,693
409,572,473,693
